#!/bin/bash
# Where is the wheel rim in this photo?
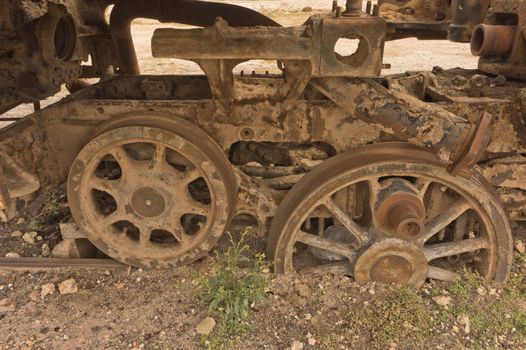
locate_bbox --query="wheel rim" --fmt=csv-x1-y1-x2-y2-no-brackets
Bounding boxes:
68,124,235,268
268,143,512,287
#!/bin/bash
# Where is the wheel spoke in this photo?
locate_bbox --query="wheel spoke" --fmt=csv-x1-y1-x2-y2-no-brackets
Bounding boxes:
422,199,471,242
186,202,210,216
91,177,120,198
102,207,127,227
160,214,186,242
427,266,457,281
453,212,468,241
424,237,488,261
415,178,432,200
110,146,135,174
151,144,167,170
367,179,380,206
296,230,356,259
137,222,154,245
322,198,368,245
182,167,201,184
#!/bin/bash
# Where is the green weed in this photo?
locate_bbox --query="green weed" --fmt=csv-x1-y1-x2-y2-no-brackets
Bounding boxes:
344,287,434,348
198,230,270,348
27,219,42,231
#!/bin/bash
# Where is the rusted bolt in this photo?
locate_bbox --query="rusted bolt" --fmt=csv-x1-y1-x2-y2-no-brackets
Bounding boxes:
240,127,254,140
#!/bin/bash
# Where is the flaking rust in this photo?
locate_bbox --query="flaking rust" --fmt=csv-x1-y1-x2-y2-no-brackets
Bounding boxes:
0,0,525,286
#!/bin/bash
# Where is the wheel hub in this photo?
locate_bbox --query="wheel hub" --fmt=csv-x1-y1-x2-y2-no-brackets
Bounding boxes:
354,239,428,287
130,187,166,218
370,255,413,283
376,180,425,240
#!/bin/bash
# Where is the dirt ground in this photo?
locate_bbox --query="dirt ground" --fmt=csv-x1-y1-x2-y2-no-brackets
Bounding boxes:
1,10,525,350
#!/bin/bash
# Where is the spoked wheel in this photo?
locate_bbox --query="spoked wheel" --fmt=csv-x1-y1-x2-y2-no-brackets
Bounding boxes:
268,143,512,287
68,117,237,268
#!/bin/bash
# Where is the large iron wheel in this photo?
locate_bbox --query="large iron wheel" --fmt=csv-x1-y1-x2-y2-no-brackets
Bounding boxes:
268,143,512,287
68,117,236,268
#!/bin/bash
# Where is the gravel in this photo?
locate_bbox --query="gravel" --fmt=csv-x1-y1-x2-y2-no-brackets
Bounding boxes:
58,279,78,295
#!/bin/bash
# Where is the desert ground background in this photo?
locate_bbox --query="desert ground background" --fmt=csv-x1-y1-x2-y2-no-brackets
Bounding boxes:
1,3,525,350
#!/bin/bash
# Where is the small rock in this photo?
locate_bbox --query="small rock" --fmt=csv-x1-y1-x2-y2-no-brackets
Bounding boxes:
0,298,15,312
58,279,78,295
304,313,312,321
307,337,316,346
41,283,55,299
452,325,459,333
22,231,37,244
196,317,216,335
459,314,470,334
515,240,525,254
11,230,23,237
432,295,451,307
16,218,25,225
4,252,19,258
36,235,43,241
476,287,487,296
29,290,40,302
41,244,51,257
295,283,311,298
291,340,304,350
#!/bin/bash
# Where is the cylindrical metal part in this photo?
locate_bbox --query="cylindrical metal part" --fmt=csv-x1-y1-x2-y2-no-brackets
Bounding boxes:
389,202,424,238
345,0,362,12
448,0,490,43
375,180,426,239
470,24,517,56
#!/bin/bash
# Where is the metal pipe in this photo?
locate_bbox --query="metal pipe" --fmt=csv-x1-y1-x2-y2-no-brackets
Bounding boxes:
471,24,517,56
109,0,280,75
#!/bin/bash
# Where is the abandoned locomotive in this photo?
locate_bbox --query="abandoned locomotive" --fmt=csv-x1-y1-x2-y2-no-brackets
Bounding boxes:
1,0,525,287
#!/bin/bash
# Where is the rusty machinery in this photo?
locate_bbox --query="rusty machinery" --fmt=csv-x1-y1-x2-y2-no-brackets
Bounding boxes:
0,0,525,287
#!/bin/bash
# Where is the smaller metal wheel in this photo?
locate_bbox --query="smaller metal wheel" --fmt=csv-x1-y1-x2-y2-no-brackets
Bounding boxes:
68,117,236,268
268,143,512,287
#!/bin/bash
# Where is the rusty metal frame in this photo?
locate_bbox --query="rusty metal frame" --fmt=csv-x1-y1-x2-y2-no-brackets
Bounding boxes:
152,14,386,78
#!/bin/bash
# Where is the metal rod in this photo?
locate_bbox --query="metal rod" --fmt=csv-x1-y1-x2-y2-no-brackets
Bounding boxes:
0,257,126,272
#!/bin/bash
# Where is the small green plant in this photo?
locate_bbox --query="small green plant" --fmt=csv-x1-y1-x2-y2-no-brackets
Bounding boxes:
27,219,42,231
439,266,526,347
46,201,62,216
344,286,434,348
199,230,270,345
